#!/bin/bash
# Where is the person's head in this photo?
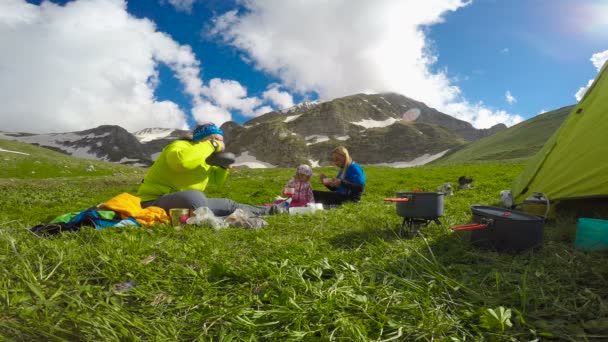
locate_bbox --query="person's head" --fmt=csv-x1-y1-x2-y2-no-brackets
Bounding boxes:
295,164,312,182
330,146,352,168
191,123,224,143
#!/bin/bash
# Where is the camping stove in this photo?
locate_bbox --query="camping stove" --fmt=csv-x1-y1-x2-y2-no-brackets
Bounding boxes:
384,192,444,238
398,216,442,238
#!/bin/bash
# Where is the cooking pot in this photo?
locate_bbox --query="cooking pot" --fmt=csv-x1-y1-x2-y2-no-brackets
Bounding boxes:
206,152,236,168
384,192,444,219
451,205,544,252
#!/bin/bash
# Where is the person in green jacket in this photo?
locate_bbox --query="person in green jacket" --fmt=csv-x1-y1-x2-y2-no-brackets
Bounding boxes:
137,123,283,216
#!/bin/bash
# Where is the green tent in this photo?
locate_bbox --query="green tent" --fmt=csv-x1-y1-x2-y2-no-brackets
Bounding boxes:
511,61,608,208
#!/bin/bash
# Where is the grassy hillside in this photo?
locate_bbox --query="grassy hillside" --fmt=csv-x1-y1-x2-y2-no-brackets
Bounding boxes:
0,139,145,179
1,147,607,340
433,105,573,164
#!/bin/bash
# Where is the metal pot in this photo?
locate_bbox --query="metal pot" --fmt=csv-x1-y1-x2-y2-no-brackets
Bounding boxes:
451,205,544,252
206,152,236,168
384,192,444,219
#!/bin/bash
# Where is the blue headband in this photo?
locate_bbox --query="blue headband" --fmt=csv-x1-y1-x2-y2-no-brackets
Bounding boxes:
192,124,224,142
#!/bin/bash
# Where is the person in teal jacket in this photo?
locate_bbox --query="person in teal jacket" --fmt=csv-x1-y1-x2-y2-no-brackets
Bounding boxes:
314,146,365,207
137,123,282,216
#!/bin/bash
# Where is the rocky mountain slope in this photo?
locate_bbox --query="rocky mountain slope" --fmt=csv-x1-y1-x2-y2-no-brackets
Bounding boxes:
221,93,505,166
0,92,509,168
0,125,152,166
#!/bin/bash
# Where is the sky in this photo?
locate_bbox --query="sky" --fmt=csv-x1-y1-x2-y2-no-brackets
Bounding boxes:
1,0,606,134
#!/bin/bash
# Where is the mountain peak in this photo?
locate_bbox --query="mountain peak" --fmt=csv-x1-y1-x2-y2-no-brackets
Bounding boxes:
132,128,176,142
280,100,322,113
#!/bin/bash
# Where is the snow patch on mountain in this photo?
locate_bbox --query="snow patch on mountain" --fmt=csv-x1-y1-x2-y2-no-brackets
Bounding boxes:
133,128,174,142
371,150,448,168
284,114,302,123
0,148,29,155
234,151,276,168
281,100,320,114
351,118,398,128
379,97,392,106
305,135,330,144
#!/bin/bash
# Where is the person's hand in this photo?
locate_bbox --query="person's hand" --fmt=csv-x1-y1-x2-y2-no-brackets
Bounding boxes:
322,177,339,187
329,178,341,187
211,139,225,152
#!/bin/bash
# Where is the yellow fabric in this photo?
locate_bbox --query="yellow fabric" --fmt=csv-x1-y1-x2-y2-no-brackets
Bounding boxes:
102,192,169,227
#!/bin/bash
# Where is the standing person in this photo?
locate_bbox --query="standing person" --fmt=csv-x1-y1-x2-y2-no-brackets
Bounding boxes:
314,146,365,207
283,164,315,207
137,123,283,216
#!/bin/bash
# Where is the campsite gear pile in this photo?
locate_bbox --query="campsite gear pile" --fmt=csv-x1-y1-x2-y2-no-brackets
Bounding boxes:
180,207,268,230
30,193,171,236
30,207,140,236
30,192,270,236
451,205,544,252
384,191,444,236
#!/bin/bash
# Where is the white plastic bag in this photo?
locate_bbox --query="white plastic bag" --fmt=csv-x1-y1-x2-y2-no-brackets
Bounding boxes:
499,190,513,208
186,207,228,230
225,209,268,229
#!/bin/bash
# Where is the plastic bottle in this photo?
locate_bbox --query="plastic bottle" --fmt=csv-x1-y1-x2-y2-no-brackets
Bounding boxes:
284,197,292,209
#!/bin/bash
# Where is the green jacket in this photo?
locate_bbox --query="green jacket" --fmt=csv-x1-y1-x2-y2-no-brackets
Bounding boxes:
137,139,229,202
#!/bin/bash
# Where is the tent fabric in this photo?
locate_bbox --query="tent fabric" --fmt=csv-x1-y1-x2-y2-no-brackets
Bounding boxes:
511,61,608,203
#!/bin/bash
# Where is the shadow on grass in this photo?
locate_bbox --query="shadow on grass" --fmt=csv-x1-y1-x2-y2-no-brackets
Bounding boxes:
328,220,444,249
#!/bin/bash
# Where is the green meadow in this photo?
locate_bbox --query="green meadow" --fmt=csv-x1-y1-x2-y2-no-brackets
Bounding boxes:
1,140,607,341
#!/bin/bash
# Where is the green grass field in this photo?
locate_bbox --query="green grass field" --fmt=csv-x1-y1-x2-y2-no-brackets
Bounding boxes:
1,141,607,341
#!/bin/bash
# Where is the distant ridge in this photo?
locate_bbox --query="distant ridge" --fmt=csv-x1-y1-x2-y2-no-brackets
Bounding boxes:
0,92,519,168
433,105,573,164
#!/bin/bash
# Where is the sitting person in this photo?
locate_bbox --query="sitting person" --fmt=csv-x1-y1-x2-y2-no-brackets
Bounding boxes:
137,123,283,216
282,164,315,207
313,146,365,207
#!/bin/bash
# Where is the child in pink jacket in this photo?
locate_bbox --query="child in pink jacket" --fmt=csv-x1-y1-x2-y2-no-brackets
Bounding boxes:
283,164,315,207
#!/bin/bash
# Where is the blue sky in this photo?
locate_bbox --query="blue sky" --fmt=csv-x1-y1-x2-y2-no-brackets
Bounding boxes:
2,0,607,133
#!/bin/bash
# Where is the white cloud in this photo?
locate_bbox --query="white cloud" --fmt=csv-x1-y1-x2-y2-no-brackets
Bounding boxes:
202,78,263,117
442,101,523,128
253,105,274,117
591,50,608,70
191,101,231,125
0,0,199,133
505,90,516,105
501,48,509,53
575,79,595,102
0,0,281,134
164,0,196,13
575,50,608,101
210,0,522,128
263,85,294,109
